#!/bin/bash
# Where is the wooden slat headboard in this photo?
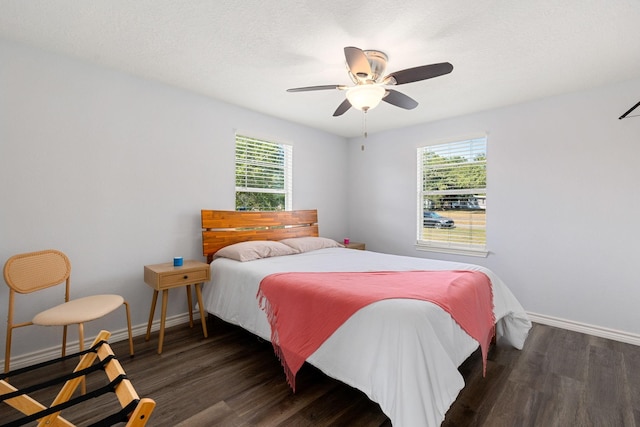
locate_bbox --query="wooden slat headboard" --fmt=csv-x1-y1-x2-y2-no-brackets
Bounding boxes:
201,209,319,263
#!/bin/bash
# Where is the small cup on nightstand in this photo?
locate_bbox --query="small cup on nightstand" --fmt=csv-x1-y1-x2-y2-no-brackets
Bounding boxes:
173,257,183,267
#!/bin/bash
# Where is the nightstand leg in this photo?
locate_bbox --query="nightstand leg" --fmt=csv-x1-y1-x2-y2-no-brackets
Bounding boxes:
195,283,208,338
186,285,194,328
158,289,169,354
146,290,159,341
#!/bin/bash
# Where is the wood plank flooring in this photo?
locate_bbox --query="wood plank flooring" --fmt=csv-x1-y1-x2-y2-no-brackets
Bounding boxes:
2,318,639,426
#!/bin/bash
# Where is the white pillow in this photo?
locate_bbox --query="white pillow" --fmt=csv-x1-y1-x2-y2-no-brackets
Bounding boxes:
214,241,299,262
279,237,343,253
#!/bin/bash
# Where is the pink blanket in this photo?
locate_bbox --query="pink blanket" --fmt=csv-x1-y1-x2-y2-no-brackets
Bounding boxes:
257,270,495,391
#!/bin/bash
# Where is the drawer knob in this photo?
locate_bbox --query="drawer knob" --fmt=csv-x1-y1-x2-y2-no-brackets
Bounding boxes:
183,275,188,279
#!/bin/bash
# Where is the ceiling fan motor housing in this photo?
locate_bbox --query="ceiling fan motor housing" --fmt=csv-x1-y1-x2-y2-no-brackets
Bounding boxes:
348,50,388,83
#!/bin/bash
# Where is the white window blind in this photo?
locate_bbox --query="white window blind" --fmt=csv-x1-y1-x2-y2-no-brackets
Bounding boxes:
235,134,292,211
417,137,487,256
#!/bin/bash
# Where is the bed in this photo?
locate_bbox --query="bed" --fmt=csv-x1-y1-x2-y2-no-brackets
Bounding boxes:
200,209,531,427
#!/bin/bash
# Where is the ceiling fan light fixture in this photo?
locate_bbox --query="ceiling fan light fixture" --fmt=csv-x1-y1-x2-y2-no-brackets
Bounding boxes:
346,85,385,112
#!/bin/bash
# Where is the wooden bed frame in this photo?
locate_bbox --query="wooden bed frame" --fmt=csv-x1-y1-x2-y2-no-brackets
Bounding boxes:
0,330,155,426
201,209,319,263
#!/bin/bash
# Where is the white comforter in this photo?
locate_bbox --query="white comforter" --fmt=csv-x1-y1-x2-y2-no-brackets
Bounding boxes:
201,248,531,426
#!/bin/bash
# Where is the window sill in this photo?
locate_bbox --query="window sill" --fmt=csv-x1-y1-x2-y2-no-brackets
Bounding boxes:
415,243,488,258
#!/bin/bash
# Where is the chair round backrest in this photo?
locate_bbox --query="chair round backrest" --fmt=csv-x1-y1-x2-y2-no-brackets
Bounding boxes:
3,249,71,294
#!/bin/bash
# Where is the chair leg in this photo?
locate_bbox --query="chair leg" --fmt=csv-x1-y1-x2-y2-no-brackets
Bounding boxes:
123,301,134,356
5,292,15,373
78,323,84,353
78,323,86,395
5,325,13,373
62,324,68,358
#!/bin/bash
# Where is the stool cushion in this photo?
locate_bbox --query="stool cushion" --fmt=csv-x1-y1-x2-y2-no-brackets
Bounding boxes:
33,294,124,325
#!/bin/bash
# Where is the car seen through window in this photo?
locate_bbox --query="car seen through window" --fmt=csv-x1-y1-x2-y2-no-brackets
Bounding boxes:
423,211,455,228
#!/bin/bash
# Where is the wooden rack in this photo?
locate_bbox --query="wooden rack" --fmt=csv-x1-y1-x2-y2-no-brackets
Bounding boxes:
0,330,155,427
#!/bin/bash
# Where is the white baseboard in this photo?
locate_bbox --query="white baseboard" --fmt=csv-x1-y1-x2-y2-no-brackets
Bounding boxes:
2,312,198,371
527,311,640,346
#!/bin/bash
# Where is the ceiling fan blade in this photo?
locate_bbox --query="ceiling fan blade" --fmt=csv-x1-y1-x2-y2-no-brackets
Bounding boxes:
384,62,453,85
287,84,347,92
383,89,418,110
333,98,352,116
344,47,372,79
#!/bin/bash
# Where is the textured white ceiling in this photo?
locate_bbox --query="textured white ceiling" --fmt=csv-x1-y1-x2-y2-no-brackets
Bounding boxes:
1,0,639,137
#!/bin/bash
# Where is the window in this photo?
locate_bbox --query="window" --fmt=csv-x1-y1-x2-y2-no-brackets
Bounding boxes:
235,134,292,211
417,137,487,256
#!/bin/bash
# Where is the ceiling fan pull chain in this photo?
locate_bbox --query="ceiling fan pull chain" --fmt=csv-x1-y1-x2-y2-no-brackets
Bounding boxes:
363,110,368,138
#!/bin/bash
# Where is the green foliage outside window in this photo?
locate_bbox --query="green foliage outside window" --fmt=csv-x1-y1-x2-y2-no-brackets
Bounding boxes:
421,140,486,210
235,192,285,211
235,135,291,211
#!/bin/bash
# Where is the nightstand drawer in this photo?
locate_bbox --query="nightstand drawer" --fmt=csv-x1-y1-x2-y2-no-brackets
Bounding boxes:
144,260,211,290
159,269,209,287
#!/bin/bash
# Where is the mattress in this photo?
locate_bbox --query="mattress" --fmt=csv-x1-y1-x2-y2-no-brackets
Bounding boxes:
201,248,531,426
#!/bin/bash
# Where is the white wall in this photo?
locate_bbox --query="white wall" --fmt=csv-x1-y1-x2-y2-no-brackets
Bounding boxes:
0,39,348,359
347,77,640,336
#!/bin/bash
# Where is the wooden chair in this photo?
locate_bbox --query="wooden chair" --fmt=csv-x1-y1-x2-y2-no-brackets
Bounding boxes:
3,249,134,373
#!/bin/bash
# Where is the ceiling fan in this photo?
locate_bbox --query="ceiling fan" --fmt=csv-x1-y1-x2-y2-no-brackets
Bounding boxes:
287,46,453,117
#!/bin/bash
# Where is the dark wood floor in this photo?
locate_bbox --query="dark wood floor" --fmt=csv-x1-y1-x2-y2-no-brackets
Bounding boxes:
2,318,639,426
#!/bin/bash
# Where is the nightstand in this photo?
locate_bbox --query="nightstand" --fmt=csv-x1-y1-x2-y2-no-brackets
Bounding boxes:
344,242,366,250
144,260,210,354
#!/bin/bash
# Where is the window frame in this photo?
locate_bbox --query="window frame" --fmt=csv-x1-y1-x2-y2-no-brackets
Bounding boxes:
235,134,292,211
416,135,488,257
